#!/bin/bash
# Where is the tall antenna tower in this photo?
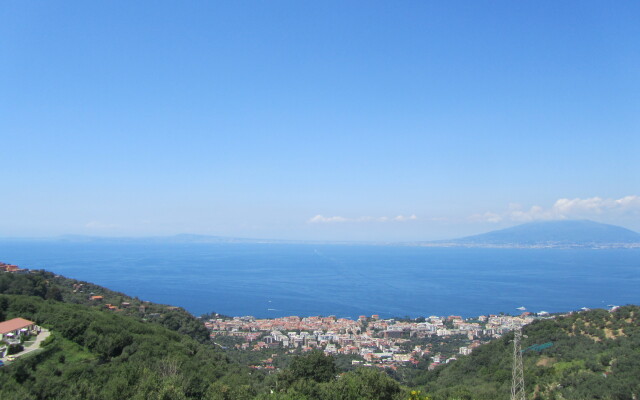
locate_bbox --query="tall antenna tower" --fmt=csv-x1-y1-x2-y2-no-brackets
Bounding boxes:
511,328,526,400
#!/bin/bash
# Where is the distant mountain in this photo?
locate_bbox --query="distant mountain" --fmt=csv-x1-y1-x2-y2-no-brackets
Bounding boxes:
444,220,640,247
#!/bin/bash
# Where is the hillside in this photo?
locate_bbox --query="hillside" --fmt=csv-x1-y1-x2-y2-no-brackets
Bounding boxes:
415,306,640,400
0,269,212,343
444,220,640,247
0,270,267,399
0,294,260,400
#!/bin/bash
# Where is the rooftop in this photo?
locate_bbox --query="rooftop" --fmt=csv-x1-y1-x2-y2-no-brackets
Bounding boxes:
0,318,35,335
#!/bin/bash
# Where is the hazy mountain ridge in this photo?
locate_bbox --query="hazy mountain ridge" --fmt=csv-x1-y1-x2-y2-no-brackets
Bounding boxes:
425,220,640,248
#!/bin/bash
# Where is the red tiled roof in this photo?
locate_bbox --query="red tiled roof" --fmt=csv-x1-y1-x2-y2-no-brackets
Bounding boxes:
0,318,35,334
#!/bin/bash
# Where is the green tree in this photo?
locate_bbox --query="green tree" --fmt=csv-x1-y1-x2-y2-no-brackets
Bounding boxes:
45,286,63,301
325,368,402,400
281,350,338,385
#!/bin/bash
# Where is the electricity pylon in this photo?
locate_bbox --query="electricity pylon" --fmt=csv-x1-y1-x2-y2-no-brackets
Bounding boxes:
511,328,526,400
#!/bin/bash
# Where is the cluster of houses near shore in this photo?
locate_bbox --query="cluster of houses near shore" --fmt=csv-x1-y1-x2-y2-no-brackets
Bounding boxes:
0,262,29,274
205,312,539,370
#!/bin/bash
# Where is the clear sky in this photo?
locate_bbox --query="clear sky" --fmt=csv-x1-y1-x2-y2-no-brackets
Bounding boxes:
1,1,639,241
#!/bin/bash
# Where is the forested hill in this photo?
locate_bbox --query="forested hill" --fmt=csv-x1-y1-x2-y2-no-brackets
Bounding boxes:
0,269,211,343
416,306,640,400
0,270,259,399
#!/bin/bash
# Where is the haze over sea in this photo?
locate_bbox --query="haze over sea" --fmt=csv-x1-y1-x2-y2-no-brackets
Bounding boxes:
1,242,638,319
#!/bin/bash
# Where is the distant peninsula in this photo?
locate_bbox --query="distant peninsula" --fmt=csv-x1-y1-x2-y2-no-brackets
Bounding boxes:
421,220,640,249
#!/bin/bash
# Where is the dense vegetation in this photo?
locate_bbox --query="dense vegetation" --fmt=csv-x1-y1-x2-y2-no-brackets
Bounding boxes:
0,294,260,399
416,306,640,400
0,270,210,342
1,270,639,399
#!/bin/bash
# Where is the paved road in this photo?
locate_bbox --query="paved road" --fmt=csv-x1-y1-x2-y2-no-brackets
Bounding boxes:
1,328,50,363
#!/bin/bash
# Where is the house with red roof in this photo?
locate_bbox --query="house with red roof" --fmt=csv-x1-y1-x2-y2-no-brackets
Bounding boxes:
0,264,22,273
0,318,36,338
0,318,40,357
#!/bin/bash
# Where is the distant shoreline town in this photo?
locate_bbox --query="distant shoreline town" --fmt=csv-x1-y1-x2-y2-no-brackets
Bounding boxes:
414,242,640,249
203,305,617,371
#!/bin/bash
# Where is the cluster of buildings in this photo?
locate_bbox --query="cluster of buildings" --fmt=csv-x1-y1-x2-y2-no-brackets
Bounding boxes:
0,262,28,274
205,312,539,370
88,294,132,312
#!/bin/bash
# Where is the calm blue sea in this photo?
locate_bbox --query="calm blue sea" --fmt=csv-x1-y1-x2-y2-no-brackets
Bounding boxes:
0,242,638,319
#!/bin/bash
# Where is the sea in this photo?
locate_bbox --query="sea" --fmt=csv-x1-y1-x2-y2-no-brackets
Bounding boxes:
0,242,638,319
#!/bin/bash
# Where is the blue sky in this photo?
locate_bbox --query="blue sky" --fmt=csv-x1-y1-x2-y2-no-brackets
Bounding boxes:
1,1,639,241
